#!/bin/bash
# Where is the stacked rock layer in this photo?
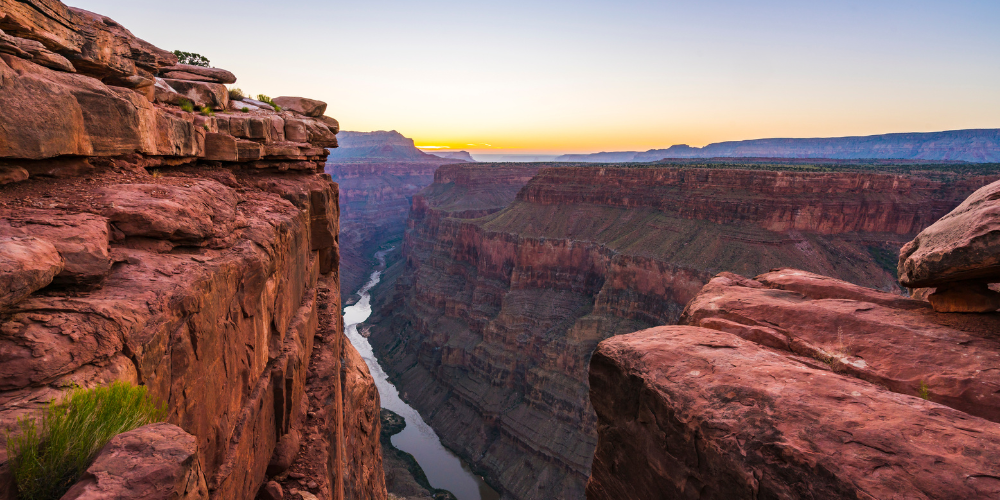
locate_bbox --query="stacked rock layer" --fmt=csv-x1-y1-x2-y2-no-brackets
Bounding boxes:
587,179,1000,498
0,1,384,499
367,163,998,499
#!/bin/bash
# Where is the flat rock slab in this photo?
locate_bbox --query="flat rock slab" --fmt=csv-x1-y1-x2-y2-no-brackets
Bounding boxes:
899,179,1000,287
97,179,239,246
0,209,110,287
0,236,62,309
273,96,326,117
160,64,236,84
681,269,1000,423
61,423,209,500
587,326,1000,500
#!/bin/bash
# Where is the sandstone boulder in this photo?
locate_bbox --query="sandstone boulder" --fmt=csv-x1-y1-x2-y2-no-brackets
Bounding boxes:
273,96,327,117
0,166,29,185
318,115,340,134
161,79,229,110
160,63,236,84
97,180,239,245
0,2,176,81
899,179,1000,288
61,423,209,500
0,210,111,287
588,326,1000,500
266,429,301,476
681,269,1000,422
0,237,63,309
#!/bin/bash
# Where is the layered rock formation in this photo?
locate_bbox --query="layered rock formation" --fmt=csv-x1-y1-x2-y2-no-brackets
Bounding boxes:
587,326,1000,500
327,131,469,301
367,162,999,499
0,2,385,499
556,129,1000,163
587,180,1000,498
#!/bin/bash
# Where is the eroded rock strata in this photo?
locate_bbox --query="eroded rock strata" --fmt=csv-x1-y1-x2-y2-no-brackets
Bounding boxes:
588,181,1000,498
587,326,1000,500
368,162,999,499
326,130,469,301
0,1,385,498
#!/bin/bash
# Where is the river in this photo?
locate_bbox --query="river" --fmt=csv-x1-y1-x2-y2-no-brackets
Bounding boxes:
343,250,500,500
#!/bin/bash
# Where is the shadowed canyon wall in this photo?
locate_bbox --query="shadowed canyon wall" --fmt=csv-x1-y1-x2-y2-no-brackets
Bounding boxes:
0,1,385,498
367,162,1000,499
327,131,471,301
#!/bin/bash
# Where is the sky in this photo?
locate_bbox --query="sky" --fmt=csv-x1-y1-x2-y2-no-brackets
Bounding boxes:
71,0,1000,154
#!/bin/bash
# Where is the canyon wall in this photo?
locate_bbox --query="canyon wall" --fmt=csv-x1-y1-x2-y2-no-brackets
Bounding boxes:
327,131,470,300
367,162,999,499
0,2,385,499
587,188,1000,498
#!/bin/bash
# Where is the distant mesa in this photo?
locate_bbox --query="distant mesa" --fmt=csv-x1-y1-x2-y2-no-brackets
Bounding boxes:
553,151,639,162
427,150,476,162
326,130,471,162
556,129,1000,163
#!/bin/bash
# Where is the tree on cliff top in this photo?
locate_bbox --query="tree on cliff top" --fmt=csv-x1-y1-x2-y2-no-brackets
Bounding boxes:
173,50,210,67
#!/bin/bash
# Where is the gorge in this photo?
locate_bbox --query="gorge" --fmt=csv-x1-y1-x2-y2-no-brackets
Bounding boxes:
364,160,1000,499
2,1,1000,499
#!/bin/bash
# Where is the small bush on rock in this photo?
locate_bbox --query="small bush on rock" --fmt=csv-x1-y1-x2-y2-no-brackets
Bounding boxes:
256,94,282,112
228,87,244,101
241,106,250,112
179,99,194,113
6,381,167,500
172,50,210,67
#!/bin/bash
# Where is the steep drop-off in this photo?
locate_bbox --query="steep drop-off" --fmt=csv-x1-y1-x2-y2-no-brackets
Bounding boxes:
0,2,385,498
367,162,999,499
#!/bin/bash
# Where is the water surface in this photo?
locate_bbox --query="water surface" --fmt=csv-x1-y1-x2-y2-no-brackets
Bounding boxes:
344,250,500,500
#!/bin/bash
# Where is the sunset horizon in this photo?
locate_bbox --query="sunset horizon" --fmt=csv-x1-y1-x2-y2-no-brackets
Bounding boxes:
66,0,999,155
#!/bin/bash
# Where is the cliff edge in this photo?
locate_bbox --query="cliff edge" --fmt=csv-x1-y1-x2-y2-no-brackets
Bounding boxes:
0,1,385,498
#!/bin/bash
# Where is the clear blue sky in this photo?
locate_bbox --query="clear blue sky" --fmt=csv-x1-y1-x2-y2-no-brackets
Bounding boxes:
70,0,1000,153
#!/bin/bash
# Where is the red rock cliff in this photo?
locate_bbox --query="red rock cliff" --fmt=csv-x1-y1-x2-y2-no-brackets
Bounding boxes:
367,162,998,499
0,2,385,499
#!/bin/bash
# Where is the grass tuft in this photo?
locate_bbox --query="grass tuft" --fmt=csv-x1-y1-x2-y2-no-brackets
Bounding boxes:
179,99,194,113
918,380,931,401
6,381,167,500
228,87,244,101
255,94,282,112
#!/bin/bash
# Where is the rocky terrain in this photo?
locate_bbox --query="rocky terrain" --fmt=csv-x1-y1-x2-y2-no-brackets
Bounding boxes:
0,2,385,499
366,161,1000,499
556,129,1000,163
588,178,1000,498
326,131,469,301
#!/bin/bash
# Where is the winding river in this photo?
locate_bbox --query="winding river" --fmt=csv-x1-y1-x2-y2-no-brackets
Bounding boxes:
344,250,500,500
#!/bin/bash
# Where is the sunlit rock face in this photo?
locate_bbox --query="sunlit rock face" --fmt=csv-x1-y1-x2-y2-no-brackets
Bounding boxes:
367,161,999,499
0,1,386,498
588,180,1000,498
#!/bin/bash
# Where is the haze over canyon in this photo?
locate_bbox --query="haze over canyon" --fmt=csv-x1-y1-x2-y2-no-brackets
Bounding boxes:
2,1,1000,500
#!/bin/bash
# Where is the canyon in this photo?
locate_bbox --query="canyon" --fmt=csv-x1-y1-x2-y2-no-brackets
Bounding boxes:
0,1,384,499
366,160,1000,499
326,131,469,302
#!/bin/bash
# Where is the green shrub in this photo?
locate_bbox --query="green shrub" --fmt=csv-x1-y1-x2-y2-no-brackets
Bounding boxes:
241,106,250,113
228,87,244,101
6,381,167,500
172,50,210,67
255,94,282,112
199,105,214,117
918,380,931,400
179,99,194,113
